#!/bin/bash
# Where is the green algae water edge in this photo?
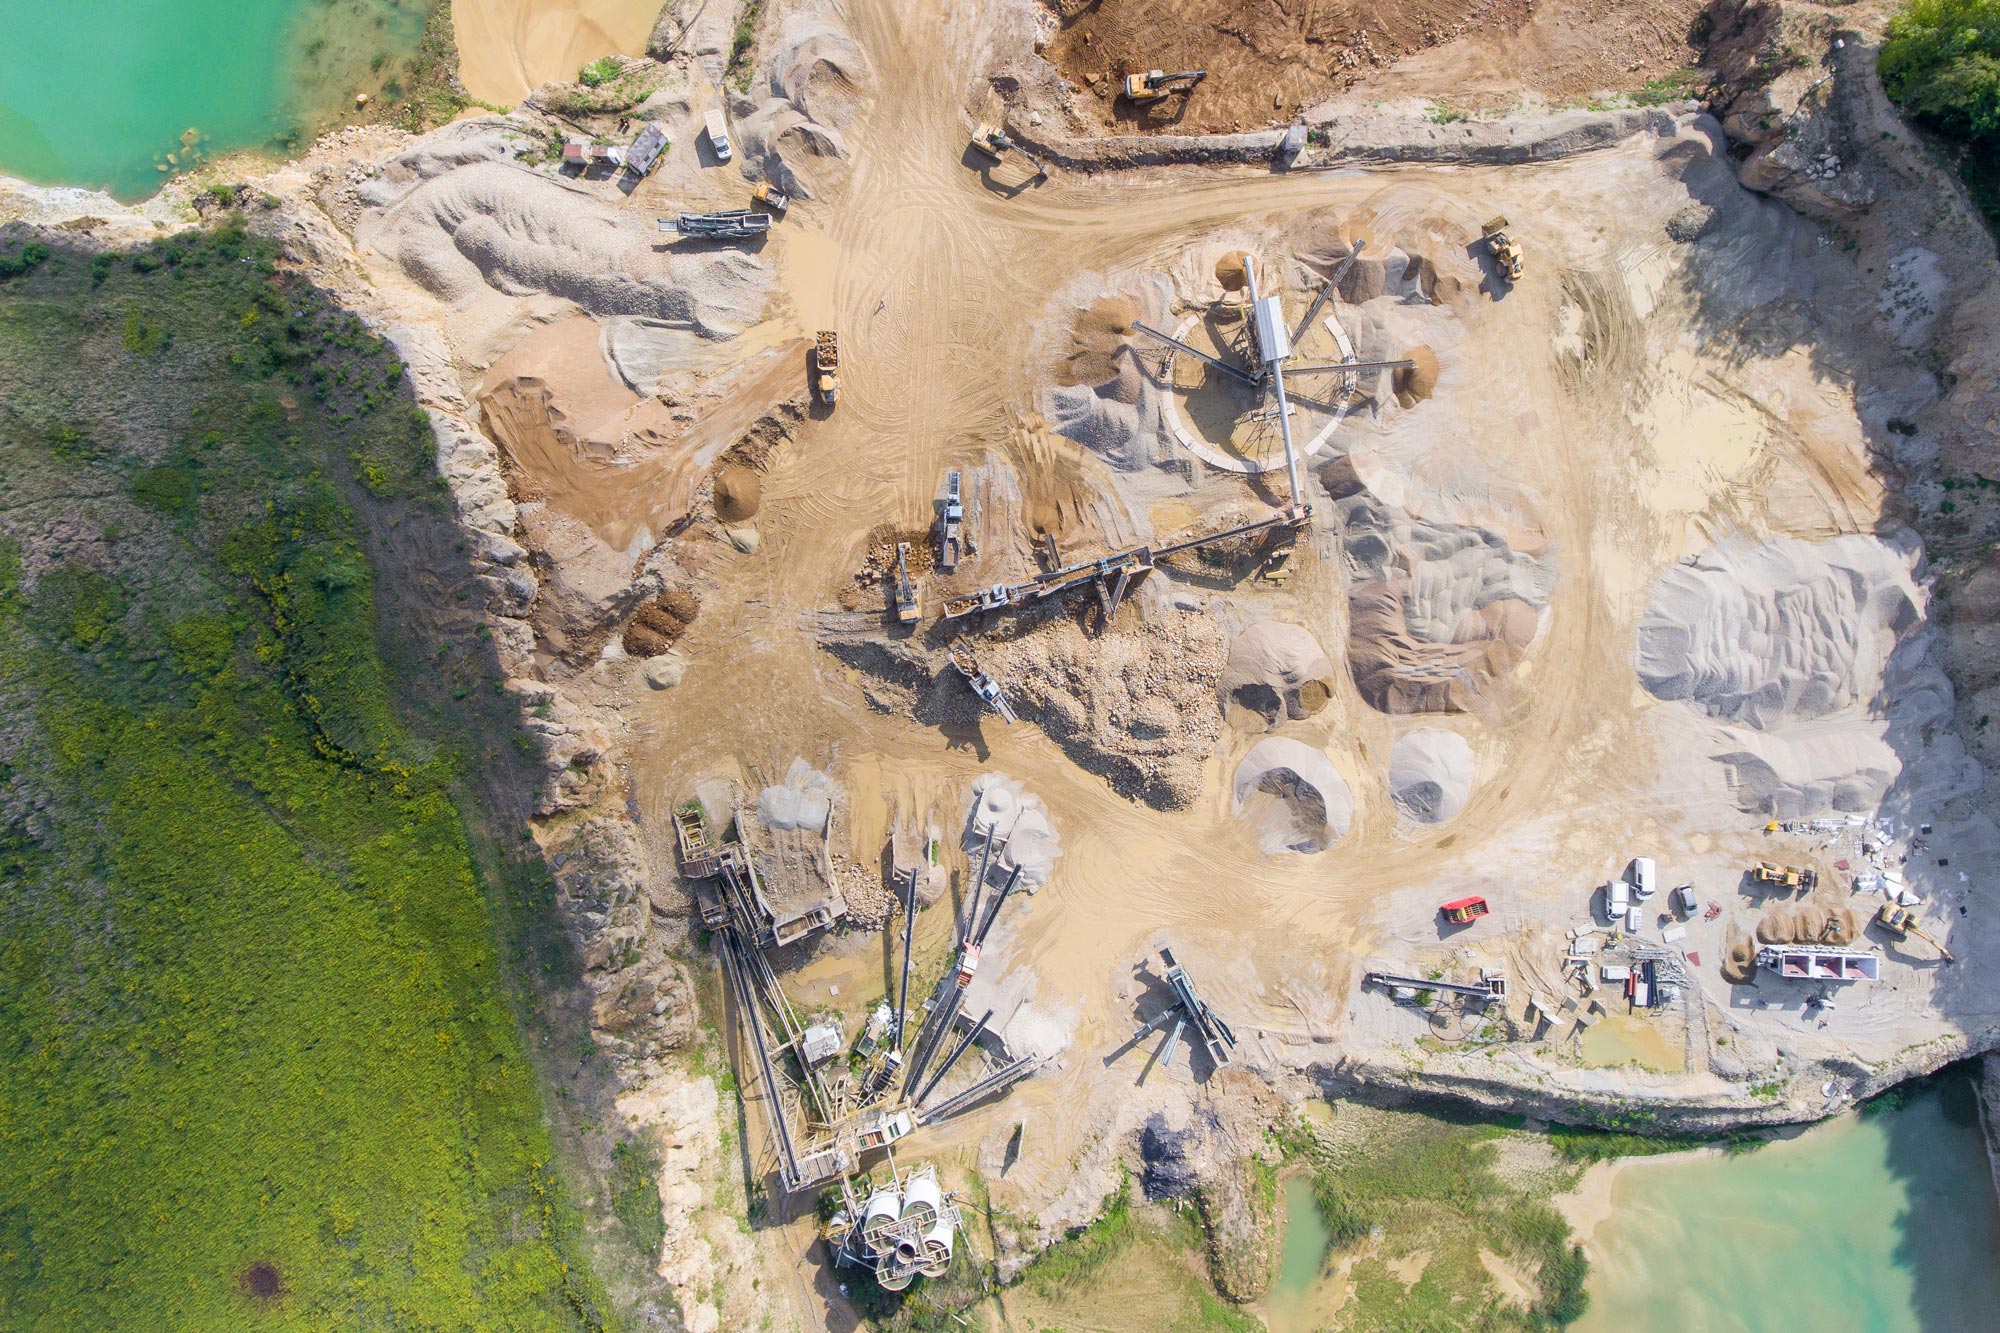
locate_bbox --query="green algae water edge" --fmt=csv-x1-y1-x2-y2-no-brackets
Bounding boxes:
0,1,428,200
1576,1072,2000,1333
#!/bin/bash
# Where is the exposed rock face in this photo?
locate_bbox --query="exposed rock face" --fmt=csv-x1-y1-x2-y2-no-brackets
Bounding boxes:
1704,1,1874,215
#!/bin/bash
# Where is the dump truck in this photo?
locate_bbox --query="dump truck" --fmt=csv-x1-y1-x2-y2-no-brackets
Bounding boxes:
1874,902,1955,963
813,330,839,404
1439,895,1489,925
1121,69,1206,103
1482,216,1523,284
1750,861,1818,891
703,107,732,162
751,182,790,212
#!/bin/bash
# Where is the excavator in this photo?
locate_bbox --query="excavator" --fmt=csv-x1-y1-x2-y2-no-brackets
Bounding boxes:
969,124,1047,179
1121,69,1207,103
1874,902,1956,963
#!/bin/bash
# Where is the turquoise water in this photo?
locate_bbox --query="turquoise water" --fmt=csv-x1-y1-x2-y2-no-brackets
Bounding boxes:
1577,1074,2000,1333
0,1,428,200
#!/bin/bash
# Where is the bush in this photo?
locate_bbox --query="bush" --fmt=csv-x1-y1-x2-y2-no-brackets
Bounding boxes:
578,55,622,87
1881,0,2000,222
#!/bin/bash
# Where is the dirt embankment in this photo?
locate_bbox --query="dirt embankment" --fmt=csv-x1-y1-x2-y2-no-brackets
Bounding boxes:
1039,0,1710,133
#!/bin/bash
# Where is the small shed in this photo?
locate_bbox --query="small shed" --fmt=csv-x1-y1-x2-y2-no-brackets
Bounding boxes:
801,1019,843,1065
626,121,668,176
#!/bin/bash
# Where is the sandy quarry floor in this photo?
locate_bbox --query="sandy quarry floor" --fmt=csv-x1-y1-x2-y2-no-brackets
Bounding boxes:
290,0,2000,1323
451,0,665,104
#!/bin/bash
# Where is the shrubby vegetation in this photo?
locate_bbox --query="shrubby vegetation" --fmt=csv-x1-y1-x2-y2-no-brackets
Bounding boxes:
0,228,600,1329
1880,0,2000,223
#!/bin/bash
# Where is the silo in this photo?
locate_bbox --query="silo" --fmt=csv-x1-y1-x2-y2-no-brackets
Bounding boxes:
899,1173,941,1236
875,1246,919,1292
918,1211,955,1277
860,1187,902,1258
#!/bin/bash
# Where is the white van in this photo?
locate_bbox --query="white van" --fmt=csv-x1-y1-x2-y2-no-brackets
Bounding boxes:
1605,879,1631,922
1631,857,1657,899
1626,905,1645,933
704,108,733,163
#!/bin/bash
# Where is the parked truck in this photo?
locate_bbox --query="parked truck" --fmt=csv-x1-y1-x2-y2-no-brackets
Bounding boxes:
704,108,732,163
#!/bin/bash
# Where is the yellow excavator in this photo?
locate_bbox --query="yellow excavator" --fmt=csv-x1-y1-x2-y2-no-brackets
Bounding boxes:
1121,69,1207,103
1874,902,1955,963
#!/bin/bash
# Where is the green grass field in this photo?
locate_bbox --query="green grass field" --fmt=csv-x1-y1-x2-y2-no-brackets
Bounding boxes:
0,224,601,1330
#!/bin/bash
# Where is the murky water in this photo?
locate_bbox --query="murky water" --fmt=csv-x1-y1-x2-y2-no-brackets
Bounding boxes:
1266,1076,2000,1331
1266,1172,1339,1333
1576,1073,2000,1333
0,0,428,199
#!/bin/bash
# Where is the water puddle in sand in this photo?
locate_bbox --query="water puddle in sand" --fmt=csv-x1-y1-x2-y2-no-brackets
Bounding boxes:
1576,1013,1685,1074
1634,349,1768,520
1572,1070,2000,1333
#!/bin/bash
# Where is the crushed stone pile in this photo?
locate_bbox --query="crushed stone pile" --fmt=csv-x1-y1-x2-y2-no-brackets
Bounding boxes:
1219,622,1336,728
1232,738,1353,854
964,773,1063,887
1335,479,1552,713
997,605,1227,809
713,466,761,521
758,758,838,833
1637,535,1921,727
1388,729,1475,823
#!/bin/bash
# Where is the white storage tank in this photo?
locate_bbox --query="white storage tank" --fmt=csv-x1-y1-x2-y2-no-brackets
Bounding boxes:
919,1211,955,1276
876,1247,919,1291
899,1173,942,1236
861,1187,902,1258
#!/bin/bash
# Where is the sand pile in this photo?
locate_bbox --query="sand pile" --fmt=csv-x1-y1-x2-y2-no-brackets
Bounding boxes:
1219,622,1336,728
1388,729,1475,823
1336,486,1553,713
1755,902,1862,946
1394,345,1439,406
1637,536,1921,727
622,588,699,658
1215,251,1251,291
1635,535,1975,815
998,606,1227,809
357,156,770,338
733,17,870,200
714,466,761,521
964,773,1062,887
1232,738,1353,854
1054,296,1141,398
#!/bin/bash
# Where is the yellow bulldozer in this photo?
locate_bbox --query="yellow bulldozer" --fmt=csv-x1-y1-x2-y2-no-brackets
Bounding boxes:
1121,69,1206,103
1750,860,1818,890
1874,902,1955,963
